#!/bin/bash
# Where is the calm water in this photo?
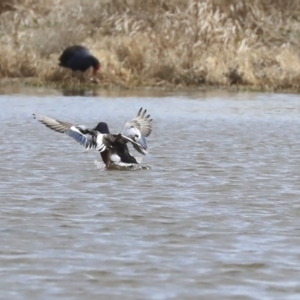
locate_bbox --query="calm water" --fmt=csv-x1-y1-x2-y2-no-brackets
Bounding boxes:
1,89,300,300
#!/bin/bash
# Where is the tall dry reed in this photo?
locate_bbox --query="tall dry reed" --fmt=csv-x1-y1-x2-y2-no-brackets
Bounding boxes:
1,0,300,90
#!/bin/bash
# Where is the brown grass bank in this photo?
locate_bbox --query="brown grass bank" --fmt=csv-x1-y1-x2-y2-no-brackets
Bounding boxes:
1,0,300,91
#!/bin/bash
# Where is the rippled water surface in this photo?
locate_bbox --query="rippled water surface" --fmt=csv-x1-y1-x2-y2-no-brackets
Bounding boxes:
1,89,300,299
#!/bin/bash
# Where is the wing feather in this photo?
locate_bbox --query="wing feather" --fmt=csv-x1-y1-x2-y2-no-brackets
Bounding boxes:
33,114,107,152
131,107,153,137
105,133,147,155
65,126,95,149
121,107,152,153
33,114,73,133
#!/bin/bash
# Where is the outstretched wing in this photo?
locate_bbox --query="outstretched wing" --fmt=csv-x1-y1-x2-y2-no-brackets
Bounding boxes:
125,107,152,137
33,114,107,152
122,107,153,151
104,133,148,155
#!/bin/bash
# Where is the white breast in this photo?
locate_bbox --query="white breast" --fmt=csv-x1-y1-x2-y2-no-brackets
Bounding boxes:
110,153,121,163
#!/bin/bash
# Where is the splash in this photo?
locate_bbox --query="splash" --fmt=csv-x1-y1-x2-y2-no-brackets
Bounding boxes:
94,160,150,171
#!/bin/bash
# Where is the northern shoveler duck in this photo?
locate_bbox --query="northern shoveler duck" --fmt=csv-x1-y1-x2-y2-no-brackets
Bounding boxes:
59,45,100,81
33,108,152,169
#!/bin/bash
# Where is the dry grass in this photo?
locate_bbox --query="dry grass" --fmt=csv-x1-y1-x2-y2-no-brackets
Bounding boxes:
1,0,300,91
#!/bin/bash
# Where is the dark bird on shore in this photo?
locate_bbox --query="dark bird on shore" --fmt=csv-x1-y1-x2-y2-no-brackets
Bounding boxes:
59,45,100,76
33,108,153,169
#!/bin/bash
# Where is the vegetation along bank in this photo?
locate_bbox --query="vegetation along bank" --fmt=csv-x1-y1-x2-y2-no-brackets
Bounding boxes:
1,0,300,91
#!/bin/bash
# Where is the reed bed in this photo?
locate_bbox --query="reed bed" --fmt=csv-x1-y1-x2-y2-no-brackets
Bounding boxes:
1,0,300,90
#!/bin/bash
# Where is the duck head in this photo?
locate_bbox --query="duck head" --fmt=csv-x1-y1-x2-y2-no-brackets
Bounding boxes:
94,122,110,134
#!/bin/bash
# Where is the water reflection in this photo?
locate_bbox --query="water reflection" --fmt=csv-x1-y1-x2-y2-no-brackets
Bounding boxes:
62,86,99,97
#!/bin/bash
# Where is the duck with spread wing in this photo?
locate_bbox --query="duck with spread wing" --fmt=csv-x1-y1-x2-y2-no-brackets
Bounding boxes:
33,108,153,169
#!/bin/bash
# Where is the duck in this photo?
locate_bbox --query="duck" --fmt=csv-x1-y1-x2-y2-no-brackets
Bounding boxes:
33,108,153,169
59,45,100,80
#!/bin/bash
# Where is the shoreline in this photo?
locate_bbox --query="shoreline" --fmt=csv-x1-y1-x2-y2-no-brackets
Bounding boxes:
1,77,300,96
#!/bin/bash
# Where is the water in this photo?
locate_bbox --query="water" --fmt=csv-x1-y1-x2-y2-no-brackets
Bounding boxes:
1,89,300,299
